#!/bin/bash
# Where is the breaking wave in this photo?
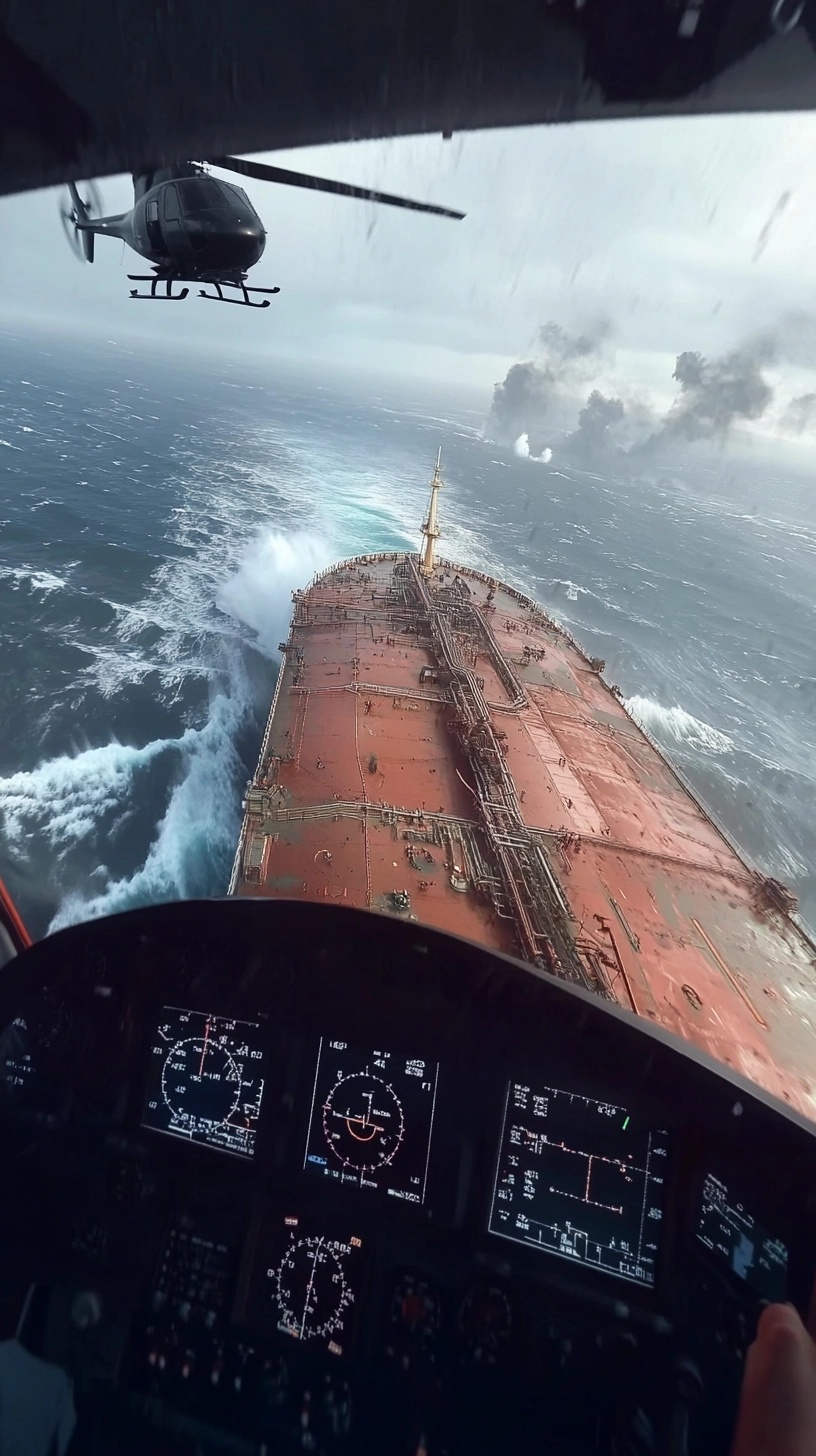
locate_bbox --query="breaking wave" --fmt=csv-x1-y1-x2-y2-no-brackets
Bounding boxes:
217,529,332,656
47,688,246,931
1,525,332,931
552,578,587,603
625,695,735,755
1,735,181,853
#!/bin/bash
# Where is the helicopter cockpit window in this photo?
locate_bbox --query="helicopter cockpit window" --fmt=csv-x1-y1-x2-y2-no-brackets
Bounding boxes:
220,181,260,218
177,178,224,213
145,199,162,250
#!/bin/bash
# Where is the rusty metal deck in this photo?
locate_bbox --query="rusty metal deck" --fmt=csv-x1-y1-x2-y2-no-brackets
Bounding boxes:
231,550,816,1120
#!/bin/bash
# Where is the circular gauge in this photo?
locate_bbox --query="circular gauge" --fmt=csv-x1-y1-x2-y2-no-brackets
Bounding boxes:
386,1272,441,1369
322,1072,405,1174
273,1237,354,1342
161,1035,240,1131
458,1284,512,1365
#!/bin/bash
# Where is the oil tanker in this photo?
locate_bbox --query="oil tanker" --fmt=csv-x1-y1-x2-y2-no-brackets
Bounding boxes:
230,451,816,1121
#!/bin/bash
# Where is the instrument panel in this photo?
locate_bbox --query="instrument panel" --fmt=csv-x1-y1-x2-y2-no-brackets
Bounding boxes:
303,1037,439,1202
489,1080,668,1286
143,1006,267,1159
0,898,813,1456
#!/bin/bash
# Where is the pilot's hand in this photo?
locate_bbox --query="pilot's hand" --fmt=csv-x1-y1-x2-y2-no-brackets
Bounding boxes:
732,1300,816,1456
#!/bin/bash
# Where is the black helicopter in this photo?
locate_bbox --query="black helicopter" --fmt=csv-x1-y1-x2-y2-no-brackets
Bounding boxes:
59,156,464,309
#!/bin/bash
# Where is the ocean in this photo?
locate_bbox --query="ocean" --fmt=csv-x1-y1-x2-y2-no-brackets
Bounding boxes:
1,328,814,939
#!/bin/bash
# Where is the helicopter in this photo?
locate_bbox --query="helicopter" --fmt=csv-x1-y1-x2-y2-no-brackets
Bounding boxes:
59,156,464,309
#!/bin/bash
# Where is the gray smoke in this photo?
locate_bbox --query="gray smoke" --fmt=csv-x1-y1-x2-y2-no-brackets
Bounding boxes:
488,320,611,443
668,342,775,439
632,337,777,458
781,392,816,435
563,390,626,464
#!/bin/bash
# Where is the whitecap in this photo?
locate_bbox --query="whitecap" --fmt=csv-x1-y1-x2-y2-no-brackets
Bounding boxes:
625,694,735,755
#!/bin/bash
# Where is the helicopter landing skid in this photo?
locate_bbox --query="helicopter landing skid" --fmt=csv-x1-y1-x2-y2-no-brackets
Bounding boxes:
126,274,280,307
198,279,281,308
128,275,189,301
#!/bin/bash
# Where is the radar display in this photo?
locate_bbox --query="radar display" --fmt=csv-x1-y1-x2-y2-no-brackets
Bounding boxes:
142,1006,266,1159
304,1038,439,1202
696,1173,788,1301
489,1080,668,1286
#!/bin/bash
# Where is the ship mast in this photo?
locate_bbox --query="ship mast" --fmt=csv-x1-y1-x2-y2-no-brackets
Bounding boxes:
419,447,443,576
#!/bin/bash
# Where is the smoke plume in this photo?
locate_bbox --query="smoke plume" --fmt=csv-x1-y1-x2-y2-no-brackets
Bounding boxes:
488,320,611,443
563,390,626,464
781,392,816,435
631,337,778,459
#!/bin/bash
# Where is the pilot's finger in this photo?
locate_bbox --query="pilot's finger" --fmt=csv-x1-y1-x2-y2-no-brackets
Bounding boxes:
733,1303,816,1456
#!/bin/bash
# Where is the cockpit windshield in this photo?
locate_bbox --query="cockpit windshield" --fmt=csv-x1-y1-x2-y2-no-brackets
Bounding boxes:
0,112,815,1118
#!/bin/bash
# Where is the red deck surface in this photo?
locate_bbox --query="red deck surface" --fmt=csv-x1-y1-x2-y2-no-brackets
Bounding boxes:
232,552,816,1120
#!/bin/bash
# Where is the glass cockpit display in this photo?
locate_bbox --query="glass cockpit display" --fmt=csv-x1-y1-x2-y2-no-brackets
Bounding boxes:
304,1038,439,1202
489,1080,668,1286
252,1212,365,1356
142,1006,266,1158
696,1173,788,1301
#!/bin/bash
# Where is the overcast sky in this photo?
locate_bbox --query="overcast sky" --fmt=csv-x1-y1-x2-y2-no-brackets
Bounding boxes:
2,112,816,419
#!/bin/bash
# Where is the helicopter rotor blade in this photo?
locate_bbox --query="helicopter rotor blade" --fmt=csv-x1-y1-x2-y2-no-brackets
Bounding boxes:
207,155,465,220
59,201,85,261
58,179,103,263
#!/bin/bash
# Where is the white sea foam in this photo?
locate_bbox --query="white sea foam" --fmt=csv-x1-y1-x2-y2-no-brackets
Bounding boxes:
513,433,553,463
625,695,735,755
48,688,246,930
0,735,179,853
7,511,334,928
552,578,587,602
0,565,68,595
217,529,332,655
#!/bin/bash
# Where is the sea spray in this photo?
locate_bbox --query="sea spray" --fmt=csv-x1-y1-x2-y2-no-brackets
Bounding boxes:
625,695,734,756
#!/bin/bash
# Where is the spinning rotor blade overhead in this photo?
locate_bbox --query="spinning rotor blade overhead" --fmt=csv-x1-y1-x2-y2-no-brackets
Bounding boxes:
208,155,465,220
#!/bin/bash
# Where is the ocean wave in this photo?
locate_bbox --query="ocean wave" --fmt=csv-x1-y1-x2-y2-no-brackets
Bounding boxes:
0,734,181,854
48,688,246,931
552,578,587,602
9,518,334,928
625,694,735,755
0,565,69,595
217,529,332,656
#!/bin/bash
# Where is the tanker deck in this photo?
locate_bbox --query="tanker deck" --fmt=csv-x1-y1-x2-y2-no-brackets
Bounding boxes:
231,455,816,1119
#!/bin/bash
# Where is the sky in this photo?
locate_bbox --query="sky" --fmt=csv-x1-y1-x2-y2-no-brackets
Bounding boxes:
1,111,816,421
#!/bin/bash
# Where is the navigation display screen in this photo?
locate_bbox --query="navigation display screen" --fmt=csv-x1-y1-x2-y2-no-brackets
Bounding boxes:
696,1173,788,1301
249,1211,366,1357
142,1006,266,1159
489,1080,668,1286
304,1037,439,1203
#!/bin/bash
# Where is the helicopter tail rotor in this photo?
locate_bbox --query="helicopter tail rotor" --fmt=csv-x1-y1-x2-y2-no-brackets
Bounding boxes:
59,180,103,262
